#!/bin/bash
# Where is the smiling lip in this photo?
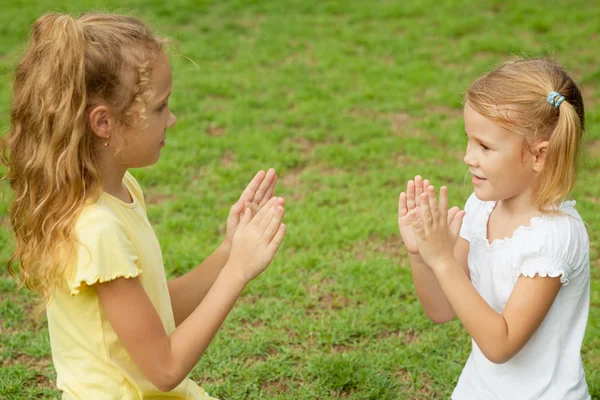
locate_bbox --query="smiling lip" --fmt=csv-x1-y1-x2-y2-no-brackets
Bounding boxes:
471,174,486,185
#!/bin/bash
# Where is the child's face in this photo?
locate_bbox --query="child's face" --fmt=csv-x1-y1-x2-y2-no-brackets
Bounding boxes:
118,54,176,168
463,104,537,203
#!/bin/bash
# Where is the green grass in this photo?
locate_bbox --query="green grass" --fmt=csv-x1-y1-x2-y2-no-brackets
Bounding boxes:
1,1,600,399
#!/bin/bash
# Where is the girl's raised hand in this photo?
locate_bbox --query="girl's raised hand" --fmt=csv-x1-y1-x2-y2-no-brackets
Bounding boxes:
225,169,278,248
398,175,430,254
226,197,286,284
412,185,465,269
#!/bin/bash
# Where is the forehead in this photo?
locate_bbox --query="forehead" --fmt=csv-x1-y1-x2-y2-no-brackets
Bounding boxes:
463,103,519,145
149,54,172,97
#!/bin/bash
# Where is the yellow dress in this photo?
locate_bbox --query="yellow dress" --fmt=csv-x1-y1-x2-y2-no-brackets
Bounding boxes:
46,172,216,399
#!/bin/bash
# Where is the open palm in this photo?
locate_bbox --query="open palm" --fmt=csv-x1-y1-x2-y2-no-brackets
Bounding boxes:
398,176,462,255
225,168,280,247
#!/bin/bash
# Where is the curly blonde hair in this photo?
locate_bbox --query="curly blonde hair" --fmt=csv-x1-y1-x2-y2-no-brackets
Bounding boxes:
1,12,167,307
465,58,585,212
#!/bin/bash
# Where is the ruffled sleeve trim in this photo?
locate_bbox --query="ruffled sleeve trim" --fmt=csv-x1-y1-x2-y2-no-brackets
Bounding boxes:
517,256,570,286
69,268,143,295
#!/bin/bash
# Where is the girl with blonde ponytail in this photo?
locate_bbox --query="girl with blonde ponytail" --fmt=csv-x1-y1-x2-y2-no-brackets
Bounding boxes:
398,59,590,399
2,12,287,399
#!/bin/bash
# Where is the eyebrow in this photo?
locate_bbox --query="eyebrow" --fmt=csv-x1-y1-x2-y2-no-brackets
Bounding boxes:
464,131,492,145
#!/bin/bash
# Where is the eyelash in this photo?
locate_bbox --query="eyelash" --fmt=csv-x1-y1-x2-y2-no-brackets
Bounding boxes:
157,103,167,112
480,143,490,151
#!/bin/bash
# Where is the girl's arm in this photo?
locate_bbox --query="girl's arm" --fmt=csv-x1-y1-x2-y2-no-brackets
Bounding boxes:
400,176,469,323
431,259,561,363
168,169,277,325
98,271,244,392
409,237,470,324
414,186,562,364
167,242,231,326
97,198,286,392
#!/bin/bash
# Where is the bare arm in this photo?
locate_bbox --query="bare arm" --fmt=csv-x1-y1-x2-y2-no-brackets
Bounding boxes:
432,259,561,363
400,176,469,323
97,198,286,392
167,242,230,326
168,169,277,326
414,185,562,363
98,271,245,391
409,237,470,323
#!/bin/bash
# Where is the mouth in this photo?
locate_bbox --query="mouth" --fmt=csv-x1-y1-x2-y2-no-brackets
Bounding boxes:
160,139,165,146
471,173,486,185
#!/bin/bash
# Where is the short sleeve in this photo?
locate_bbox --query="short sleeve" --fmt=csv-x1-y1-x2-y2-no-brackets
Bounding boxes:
516,208,589,286
459,193,479,242
69,208,142,295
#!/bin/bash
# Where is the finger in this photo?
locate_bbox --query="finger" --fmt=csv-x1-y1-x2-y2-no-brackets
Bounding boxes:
239,207,253,228
399,192,408,217
260,174,277,207
241,170,266,202
240,200,252,219
427,186,438,226
406,180,415,210
447,206,460,225
267,223,287,257
420,192,433,232
253,168,275,204
414,176,423,206
254,197,280,229
230,197,245,216
264,205,284,242
450,210,466,237
439,186,449,223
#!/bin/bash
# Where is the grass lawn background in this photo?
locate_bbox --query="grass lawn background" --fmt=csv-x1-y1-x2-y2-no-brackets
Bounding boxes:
1,1,599,399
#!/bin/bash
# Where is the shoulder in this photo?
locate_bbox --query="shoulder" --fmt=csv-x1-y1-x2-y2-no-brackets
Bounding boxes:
534,201,588,248
517,201,589,283
123,171,146,209
75,203,131,242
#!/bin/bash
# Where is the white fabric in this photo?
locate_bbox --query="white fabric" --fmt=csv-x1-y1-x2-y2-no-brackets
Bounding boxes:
452,193,590,400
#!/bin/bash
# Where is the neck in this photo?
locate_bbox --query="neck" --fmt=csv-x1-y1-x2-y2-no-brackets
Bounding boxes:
97,149,128,199
496,186,538,217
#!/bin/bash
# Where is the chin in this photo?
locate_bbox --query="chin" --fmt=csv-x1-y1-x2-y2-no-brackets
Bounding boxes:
472,188,496,202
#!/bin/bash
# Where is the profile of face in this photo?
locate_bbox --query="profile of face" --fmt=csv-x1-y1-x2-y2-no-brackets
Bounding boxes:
463,103,546,203
89,53,177,169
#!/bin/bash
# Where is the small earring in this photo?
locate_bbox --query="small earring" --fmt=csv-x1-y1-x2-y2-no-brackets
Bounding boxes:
104,136,109,148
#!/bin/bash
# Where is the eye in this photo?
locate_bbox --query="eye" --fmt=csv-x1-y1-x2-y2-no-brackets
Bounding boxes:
156,103,167,112
480,143,490,151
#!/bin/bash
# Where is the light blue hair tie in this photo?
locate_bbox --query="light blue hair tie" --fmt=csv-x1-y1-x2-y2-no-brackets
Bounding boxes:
547,91,565,108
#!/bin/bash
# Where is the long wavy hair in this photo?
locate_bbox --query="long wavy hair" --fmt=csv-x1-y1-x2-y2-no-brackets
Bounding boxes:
465,58,585,212
1,12,167,308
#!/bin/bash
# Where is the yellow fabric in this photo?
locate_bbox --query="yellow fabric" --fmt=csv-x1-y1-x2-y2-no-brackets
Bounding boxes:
46,172,214,400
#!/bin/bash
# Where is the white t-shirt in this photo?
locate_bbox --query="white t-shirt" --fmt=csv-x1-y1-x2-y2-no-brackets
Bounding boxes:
452,193,590,400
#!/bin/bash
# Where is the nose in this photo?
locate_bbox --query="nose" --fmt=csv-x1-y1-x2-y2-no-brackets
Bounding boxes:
167,111,177,129
463,141,477,167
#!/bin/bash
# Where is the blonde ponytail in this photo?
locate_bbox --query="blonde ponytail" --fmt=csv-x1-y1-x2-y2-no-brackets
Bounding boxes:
1,12,167,310
533,100,582,209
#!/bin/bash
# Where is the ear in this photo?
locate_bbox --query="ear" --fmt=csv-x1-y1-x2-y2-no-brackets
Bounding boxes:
88,105,115,139
531,140,549,172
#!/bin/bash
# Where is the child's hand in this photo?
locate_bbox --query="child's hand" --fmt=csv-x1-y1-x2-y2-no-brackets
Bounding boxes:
225,169,278,249
398,176,462,255
412,185,465,269
227,197,286,284
398,176,431,254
